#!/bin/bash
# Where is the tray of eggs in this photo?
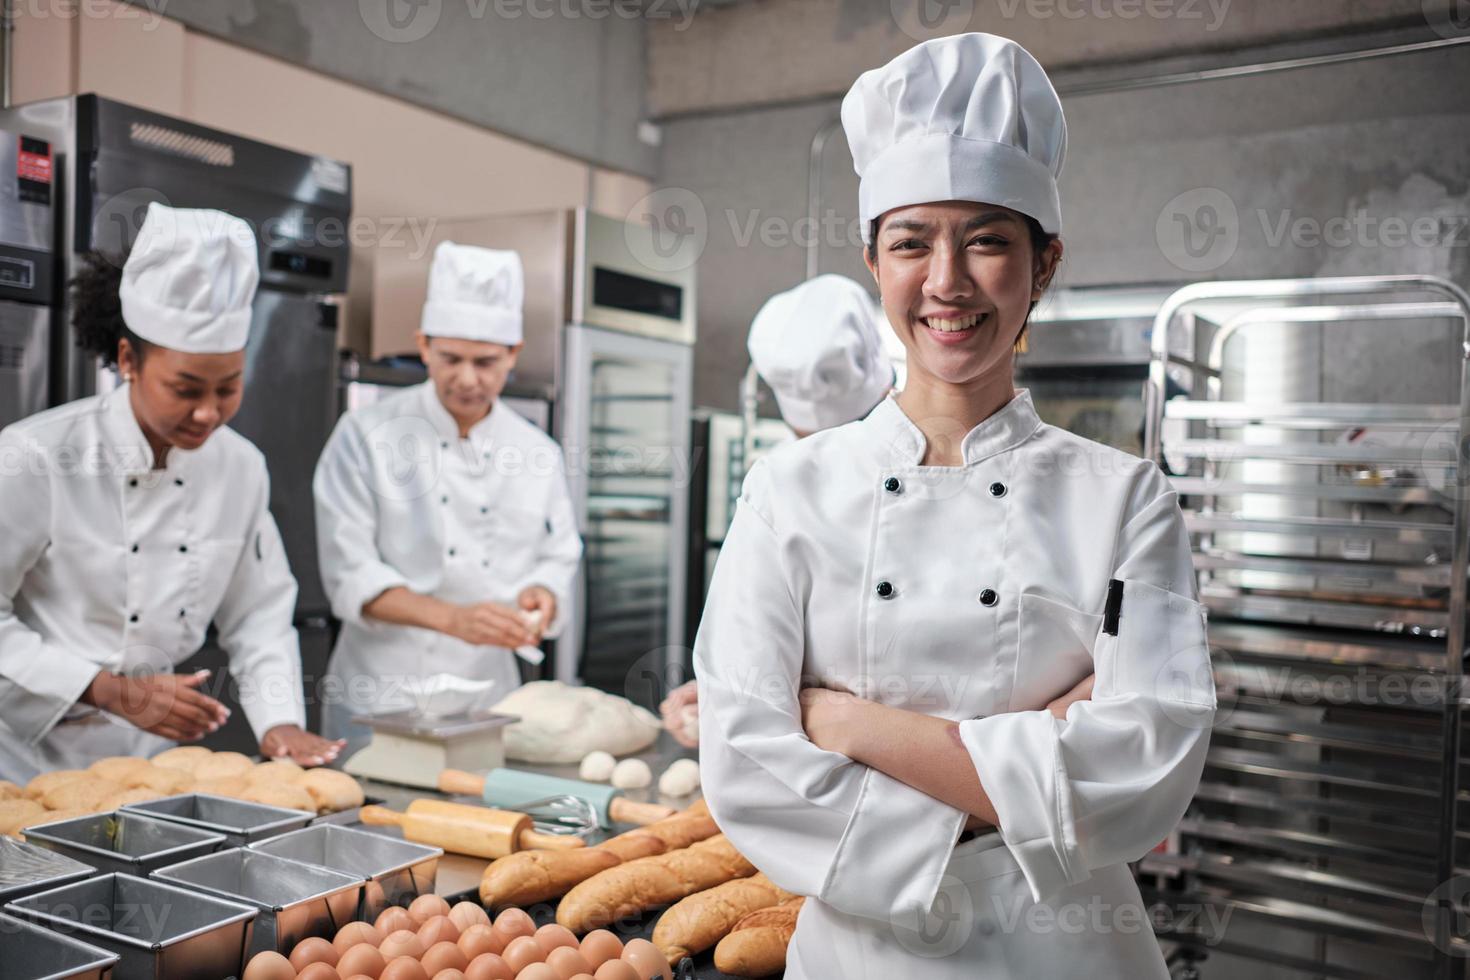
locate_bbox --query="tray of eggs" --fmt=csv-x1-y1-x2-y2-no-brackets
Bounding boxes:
239,890,767,980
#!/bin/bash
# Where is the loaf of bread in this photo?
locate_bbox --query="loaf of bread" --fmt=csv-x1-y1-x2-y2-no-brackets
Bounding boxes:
0,798,46,835
24,770,86,800
239,781,317,813
88,756,151,782
122,765,193,795
246,760,304,785
477,800,718,910
651,872,796,962
0,780,20,801
296,768,365,813
556,834,756,933
98,787,165,811
191,752,254,781
42,778,122,813
713,898,804,978
150,746,212,772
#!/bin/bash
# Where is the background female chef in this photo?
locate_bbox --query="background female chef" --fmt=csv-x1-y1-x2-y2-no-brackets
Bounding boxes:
0,203,335,781
315,241,583,756
695,33,1215,978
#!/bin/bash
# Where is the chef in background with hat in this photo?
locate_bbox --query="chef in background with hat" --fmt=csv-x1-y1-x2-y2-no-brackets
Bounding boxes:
0,203,334,781
315,242,583,756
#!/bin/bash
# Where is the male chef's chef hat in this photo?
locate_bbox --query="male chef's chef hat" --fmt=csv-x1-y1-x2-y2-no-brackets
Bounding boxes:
747,274,894,434
420,241,524,346
842,32,1066,244
119,202,259,353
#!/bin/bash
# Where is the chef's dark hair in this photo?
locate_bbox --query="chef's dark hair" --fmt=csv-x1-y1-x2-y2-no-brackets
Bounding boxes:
70,249,153,370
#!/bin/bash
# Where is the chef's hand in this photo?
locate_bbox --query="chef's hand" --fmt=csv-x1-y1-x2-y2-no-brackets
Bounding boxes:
444,601,537,648
517,586,556,641
1045,673,1095,720
660,680,700,748
82,669,230,742
260,725,345,767
798,686,863,756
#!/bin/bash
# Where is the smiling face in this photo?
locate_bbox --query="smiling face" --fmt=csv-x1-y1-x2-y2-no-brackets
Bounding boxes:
418,332,521,429
863,201,1062,392
120,338,245,455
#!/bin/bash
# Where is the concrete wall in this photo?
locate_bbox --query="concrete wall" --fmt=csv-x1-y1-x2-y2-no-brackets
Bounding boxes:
656,41,1470,411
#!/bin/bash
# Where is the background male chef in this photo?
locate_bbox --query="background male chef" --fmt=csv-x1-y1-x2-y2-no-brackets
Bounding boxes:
315,241,583,755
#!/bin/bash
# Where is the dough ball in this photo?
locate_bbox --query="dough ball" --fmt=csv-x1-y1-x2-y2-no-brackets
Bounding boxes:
0,798,46,835
42,778,123,813
97,787,166,811
123,766,193,795
24,770,87,800
494,681,660,764
88,756,151,782
679,706,699,746
656,760,700,798
191,752,255,781
0,780,22,801
578,751,616,783
150,746,213,772
296,769,365,813
247,760,304,785
239,781,316,813
193,777,250,799
609,759,651,791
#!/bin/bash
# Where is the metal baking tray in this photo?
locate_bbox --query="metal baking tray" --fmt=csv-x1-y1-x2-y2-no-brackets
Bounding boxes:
120,793,312,847
22,812,224,878
0,835,95,904
5,873,254,980
247,823,441,921
152,847,363,956
0,910,119,980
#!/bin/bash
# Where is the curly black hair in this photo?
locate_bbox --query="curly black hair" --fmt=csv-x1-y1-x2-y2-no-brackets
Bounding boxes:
69,249,152,370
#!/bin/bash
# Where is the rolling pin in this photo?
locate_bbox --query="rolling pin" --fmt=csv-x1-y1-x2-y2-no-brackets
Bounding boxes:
359,799,585,859
438,768,676,828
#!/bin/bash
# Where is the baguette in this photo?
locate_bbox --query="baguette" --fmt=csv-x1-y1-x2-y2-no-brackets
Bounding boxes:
713,898,804,978
477,800,717,910
556,833,755,933
651,872,796,962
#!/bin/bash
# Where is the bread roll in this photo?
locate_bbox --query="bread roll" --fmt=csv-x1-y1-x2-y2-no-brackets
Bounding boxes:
191,751,254,781
556,834,756,934
239,781,315,812
0,780,20,801
651,873,796,962
42,778,123,813
24,770,86,800
150,746,213,772
123,766,193,795
712,898,803,978
246,759,304,785
296,769,364,813
0,798,46,835
192,777,249,799
88,756,151,782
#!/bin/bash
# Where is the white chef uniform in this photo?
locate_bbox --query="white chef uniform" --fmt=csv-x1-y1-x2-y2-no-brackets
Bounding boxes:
0,203,305,782
696,392,1214,977
314,380,582,751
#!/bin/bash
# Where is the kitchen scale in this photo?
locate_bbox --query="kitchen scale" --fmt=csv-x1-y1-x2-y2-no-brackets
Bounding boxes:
344,709,519,789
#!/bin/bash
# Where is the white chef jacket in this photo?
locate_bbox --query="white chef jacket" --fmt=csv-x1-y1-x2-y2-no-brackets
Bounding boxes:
314,381,582,748
695,390,1215,978
0,384,306,782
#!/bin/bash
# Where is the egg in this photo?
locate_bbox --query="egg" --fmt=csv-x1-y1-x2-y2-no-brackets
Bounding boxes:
241,950,295,980
336,921,386,954
501,935,545,973
592,963,641,980
344,976,376,980
379,929,426,961
419,915,462,948
290,937,341,972
380,957,430,980
545,946,593,980
337,942,387,979
422,940,470,976
463,953,516,980
533,924,578,955
458,923,505,960
377,907,416,935
297,963,341,980
448,901,491,932
515,965,560,980
409,893,452,924
432,972,467,980
576,931,622,970
491,908,536,949
618,940,671,980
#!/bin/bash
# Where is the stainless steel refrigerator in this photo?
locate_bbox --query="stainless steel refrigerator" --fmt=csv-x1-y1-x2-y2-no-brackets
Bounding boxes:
0,128,54,431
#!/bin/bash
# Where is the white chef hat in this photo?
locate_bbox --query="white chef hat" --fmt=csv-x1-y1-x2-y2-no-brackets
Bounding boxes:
119,202,259,354
420,241,524,346
842,32,1067,244
747,275,894,434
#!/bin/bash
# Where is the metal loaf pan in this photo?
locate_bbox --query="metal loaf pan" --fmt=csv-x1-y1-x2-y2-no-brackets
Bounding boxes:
247,823,441,921
120,794,312,848
23,812,223,878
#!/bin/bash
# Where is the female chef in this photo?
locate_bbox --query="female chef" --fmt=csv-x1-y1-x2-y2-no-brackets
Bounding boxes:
694,33,1214,978
0,203,339,781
